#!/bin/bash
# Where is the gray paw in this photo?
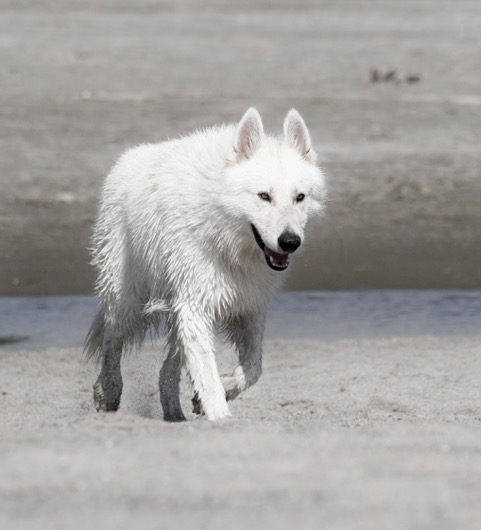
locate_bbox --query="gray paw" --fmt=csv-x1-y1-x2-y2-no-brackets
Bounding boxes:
163,410,187,422
93,381,121,412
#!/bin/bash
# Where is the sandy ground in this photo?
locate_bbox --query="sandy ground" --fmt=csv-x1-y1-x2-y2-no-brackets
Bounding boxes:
1,291,481,529
1,0,481,294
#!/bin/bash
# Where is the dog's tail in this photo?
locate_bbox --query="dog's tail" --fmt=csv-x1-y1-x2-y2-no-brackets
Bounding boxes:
83,309,105,362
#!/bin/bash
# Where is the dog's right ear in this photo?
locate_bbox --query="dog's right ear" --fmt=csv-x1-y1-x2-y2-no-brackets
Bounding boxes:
234,107,264,160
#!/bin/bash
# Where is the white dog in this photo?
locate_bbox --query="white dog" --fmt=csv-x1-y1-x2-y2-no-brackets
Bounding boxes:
85,108,326,421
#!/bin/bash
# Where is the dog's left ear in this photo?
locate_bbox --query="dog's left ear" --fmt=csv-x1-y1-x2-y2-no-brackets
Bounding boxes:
283,109,317,164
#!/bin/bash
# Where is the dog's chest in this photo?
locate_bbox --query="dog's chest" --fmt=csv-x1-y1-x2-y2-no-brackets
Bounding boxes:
206,266,279,319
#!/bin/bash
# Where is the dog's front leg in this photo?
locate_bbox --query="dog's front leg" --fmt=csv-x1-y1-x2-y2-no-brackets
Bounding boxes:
223,312,265,401
169,306,230,421
159,343,186,422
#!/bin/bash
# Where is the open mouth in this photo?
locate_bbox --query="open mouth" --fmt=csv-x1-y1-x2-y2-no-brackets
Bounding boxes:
251,224,290,271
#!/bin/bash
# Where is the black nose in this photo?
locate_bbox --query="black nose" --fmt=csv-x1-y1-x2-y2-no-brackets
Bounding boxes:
278,230,301,253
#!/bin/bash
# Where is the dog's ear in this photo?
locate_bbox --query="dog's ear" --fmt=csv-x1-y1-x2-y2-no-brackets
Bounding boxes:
283,109,317,164
234,107,264,160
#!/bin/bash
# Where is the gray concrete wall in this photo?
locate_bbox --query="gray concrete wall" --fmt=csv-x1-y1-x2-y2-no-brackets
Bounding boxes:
1,0,480,294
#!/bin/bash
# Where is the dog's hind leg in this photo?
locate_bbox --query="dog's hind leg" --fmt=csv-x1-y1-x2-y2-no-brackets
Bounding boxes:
222,313,265,401
93,329,124,412
159,345,186,422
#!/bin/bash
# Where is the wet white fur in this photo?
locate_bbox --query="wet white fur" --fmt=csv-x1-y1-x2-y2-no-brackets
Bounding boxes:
85,108,326,421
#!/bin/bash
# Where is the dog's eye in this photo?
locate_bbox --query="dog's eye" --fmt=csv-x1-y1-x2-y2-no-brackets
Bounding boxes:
258,192,271,202
296,193,305,202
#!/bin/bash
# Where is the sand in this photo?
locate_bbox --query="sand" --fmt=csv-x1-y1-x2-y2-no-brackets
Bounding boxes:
1,291,481,529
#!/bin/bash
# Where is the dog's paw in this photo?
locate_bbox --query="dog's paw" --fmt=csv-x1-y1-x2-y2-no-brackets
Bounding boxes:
193,391,231,421
163,410,187,422
204,403,232,422
93,381,120,412
221,376,242,401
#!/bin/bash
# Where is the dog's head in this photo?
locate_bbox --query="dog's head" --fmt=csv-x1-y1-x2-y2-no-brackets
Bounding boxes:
222,108,326,271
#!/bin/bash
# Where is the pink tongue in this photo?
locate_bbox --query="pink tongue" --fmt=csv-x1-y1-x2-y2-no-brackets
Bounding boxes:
265,246,289,267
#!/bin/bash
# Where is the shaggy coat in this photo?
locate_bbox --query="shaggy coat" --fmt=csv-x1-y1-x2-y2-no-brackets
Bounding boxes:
85,108,326,421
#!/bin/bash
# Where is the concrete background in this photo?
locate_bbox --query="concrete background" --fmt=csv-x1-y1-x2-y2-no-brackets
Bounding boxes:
1,0,480,295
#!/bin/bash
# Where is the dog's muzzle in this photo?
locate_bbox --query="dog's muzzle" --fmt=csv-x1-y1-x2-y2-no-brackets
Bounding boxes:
251,224,300,271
